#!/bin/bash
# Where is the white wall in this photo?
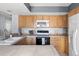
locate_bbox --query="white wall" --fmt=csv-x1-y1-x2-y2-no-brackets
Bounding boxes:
11,14,19,33
0,12,11,39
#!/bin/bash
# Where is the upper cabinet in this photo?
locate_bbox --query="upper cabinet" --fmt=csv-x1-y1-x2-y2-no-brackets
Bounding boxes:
68,7,79,17
19,16,26,28
50,16,58,28
50,15,68,28
19,15,68,28
19,16,34,28
34,16,43,20
42,16,50,20
60,15,68,28
26,16,34,28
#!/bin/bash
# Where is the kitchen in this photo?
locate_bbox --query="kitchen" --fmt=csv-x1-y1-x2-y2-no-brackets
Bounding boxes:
0,3,79,56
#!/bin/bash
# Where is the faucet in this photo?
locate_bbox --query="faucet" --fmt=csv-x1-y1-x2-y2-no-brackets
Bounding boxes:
0,29,5,40
0,29,11,40
3,29,10,39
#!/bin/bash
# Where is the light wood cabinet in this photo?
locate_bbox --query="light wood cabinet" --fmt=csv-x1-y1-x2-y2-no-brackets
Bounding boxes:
14,38,27,45
35,16,43,20
50,16,58,27
19,16,26,28
19,15,68,28
26,36,36,45
57,15,68,28
50,36,68,55
26,16,34,28
62,15,68,27
33,16,43,26
68,8,77,17
68,7,79,17
19,16,35,28
49,15,68,28
42,16,50,20
15,37,36,45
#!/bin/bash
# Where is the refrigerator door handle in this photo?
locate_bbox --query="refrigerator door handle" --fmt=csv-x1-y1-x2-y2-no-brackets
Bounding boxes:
73,29,78,55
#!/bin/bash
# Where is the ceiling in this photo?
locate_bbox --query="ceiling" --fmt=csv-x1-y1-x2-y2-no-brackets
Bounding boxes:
0,3,71,15
0,3,30,15
30,3,71,6
29,3,71,15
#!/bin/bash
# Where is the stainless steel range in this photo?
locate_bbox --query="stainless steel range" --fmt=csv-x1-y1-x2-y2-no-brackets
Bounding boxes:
35,28,50,45
35,20,50,45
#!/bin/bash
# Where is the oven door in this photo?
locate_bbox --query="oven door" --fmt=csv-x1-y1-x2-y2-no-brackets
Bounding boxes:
36,20,49,28
36,37,50,45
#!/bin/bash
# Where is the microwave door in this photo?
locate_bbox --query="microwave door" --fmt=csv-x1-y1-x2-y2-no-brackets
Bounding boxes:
36,20,49,27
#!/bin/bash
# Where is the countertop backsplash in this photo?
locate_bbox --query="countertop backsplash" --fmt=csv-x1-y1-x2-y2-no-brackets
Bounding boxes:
21,28,68,35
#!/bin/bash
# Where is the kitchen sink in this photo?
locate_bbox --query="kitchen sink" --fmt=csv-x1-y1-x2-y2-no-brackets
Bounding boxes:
4,37,23,42
11,37,23,39
0,36,5,41
0,37,23,45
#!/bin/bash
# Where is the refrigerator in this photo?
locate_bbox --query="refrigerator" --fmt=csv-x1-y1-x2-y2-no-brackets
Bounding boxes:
69,13,79,56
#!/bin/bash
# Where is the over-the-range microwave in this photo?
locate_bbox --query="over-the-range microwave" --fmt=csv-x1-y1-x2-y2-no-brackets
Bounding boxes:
35,20,49,28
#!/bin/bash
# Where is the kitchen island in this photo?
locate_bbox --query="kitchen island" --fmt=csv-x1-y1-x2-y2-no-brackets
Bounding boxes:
0,45,59,56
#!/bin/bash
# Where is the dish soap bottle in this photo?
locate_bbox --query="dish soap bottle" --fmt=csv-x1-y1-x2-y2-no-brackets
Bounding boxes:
10,34,12,38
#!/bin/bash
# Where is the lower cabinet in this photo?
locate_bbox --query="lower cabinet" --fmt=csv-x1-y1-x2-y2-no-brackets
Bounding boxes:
26,37,36,45
14,37,36,45
14,36,68,55
14,37,27,45
50,36,68,55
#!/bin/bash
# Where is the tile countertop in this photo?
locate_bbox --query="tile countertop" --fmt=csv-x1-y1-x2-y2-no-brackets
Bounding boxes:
0,37,25,45
0,34,68,45
22,34,68,37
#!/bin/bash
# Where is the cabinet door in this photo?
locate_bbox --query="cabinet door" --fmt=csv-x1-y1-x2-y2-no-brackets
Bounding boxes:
50,16,58,27
50,37,58,45
68,8,77,17
49,16,68,28
62,15,68,27
50,36,68,55
43,16,50,20
59,36,66,54
58,15,68,28
57,16,63,27
32,37,36,45
19,16,26,28
26,37,32,45
14,38,27,45
26,16,34,28
26,37,36,45
35,16,43,20
64,37,69,55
